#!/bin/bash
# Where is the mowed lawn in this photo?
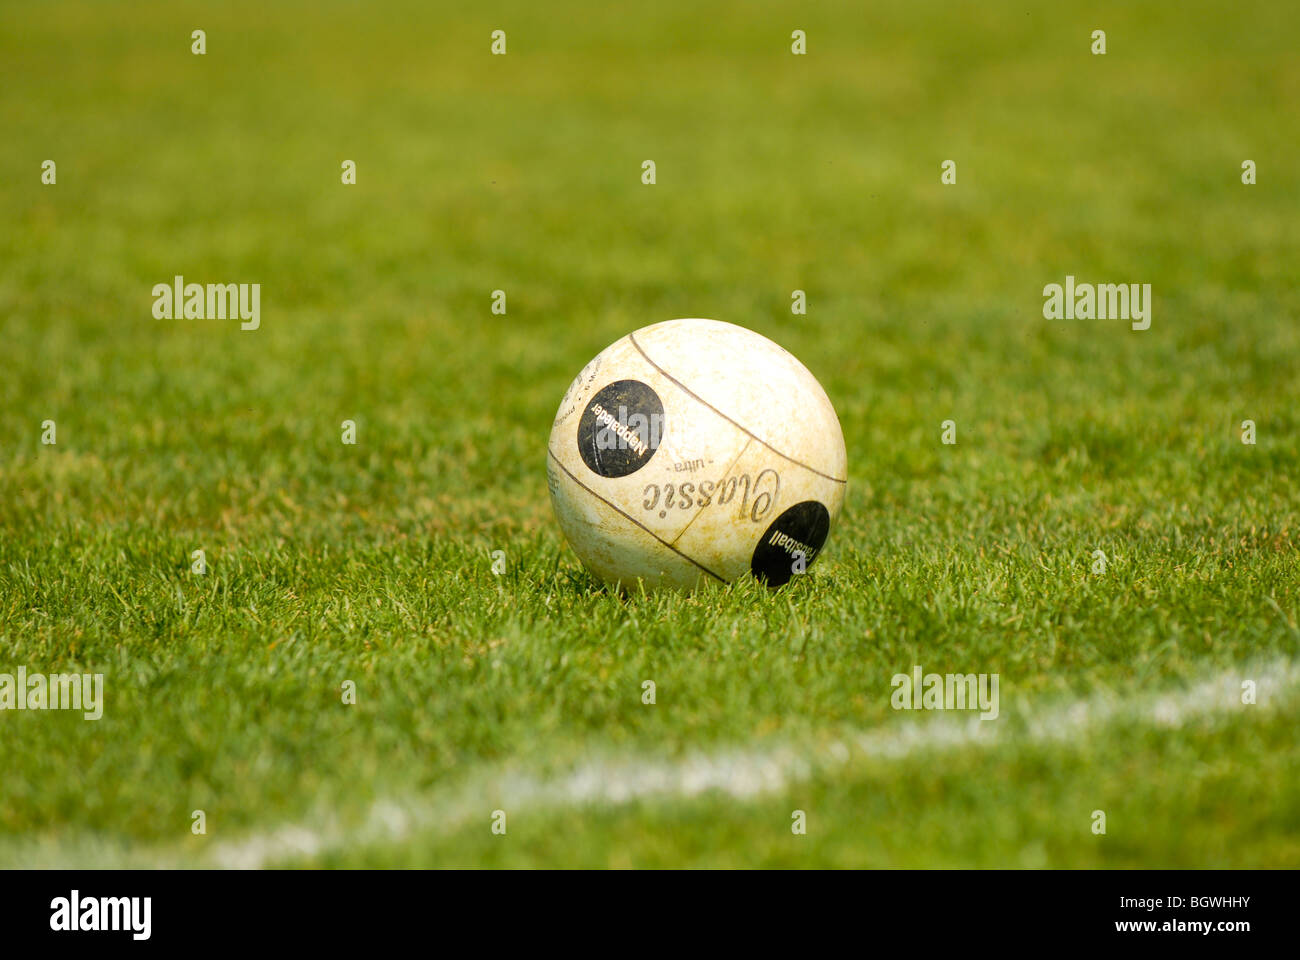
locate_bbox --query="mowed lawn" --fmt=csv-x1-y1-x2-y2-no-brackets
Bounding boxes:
1,0,1298,867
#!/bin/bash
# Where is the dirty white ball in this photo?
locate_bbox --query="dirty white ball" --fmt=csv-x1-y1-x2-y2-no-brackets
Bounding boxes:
547,318,847,590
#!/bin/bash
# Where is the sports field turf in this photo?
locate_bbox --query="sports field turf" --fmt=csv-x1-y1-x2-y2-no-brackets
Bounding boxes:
1,0,1298,867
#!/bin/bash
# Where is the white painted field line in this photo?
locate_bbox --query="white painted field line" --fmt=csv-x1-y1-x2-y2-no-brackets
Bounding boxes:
202,658,1298,869
5,659,1296,868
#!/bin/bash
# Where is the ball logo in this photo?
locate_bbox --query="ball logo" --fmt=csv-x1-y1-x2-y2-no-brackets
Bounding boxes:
751,500,831,586
577,380,664,478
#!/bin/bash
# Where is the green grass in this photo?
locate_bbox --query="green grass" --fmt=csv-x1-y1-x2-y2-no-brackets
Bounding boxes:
1,0,1298,867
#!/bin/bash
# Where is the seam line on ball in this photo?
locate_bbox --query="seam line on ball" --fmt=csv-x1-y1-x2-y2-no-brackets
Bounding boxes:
628,331,847,484
547,448,728,584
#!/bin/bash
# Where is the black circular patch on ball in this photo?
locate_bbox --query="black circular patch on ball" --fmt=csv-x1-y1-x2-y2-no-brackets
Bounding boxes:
751,500,831,586
577,380,664,478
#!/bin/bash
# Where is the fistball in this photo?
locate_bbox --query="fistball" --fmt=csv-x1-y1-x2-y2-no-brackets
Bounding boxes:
547,318,847,590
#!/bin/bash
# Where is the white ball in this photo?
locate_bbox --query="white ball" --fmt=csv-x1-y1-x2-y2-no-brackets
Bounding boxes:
547,318,847,590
